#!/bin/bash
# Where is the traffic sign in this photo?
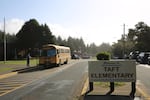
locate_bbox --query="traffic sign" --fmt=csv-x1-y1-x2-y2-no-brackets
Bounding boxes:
88,60,136,82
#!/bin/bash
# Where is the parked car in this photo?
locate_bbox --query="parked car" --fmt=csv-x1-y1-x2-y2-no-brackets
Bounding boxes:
82,55,90,59
129,51,139,61
147,56,150,65
137,52,150,64
71,54,80,59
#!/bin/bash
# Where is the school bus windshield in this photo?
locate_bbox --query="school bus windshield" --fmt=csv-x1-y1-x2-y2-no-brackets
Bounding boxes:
41,49,56,57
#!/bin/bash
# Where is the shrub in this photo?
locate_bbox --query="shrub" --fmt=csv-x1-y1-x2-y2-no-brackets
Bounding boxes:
96,52,110,60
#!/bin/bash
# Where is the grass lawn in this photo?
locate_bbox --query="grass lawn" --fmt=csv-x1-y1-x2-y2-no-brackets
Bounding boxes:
0,59,39,66
94,82,126,87
0,59,39,73
0,67,13,73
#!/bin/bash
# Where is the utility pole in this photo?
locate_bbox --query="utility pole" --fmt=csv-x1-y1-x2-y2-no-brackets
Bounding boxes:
4,17,6,63
123,24,125,58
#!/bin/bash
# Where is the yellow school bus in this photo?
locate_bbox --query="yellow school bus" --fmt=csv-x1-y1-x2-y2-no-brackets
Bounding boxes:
39,44,71,67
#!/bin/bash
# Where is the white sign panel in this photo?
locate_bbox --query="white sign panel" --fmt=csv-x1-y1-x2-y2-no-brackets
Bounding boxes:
88,60,136,82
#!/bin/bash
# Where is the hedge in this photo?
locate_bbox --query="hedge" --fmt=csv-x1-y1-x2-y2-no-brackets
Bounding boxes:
96,52,110,60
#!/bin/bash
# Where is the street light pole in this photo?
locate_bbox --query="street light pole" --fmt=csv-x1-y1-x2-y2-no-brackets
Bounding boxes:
4,17,6,63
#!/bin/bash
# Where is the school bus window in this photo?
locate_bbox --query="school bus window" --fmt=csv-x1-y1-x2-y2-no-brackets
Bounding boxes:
59,49,61,53
64,49,66,53
47,49,56,56
66,50,69,53
61,49,64,53
41,50,47,56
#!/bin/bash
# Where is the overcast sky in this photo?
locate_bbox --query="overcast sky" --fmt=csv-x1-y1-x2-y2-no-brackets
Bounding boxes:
0,0,150,45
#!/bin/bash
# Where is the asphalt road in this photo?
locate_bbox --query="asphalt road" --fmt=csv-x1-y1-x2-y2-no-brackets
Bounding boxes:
0,60,88,100
136,64,150,95
1,60,149,100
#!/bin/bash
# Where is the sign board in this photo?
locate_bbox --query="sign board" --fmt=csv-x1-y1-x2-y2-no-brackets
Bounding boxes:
88,60,136,82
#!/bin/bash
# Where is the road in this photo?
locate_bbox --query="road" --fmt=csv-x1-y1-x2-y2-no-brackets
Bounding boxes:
1,60,150,100
136,64,150,95
0,60,88,100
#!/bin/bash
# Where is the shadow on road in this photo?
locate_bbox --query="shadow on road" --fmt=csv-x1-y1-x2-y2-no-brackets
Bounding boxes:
83,95,134,100
80,90,135,100
12,65,56,73
80,86,136,100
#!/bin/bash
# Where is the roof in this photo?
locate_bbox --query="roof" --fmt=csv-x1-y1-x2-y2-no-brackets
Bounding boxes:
43,44,70,49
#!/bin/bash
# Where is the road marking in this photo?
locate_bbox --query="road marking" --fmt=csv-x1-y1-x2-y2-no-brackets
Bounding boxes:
137,80,150,100
0,77,36,97
0,72,18,80
0,61,79,97
0,76,37,96
0,81,28,84
0,83,28,96
81,78,89,95
136,87,150,100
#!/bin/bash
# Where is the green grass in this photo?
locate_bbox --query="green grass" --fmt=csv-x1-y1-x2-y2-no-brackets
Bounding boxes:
0,59,39,73
0,67,13,73
0,59,39,66
94,82,125,87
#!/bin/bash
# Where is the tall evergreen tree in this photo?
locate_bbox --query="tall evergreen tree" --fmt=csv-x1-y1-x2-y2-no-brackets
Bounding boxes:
16,19,40,49
16,19,54,49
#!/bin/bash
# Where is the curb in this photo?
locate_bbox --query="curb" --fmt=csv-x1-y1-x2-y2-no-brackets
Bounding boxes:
0,72,18,80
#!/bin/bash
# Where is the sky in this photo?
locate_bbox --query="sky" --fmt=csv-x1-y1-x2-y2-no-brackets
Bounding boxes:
0,0,150,45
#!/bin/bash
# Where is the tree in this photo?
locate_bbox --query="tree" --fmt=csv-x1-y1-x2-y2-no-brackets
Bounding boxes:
6,34,17,43
112,21,150,58
127,22,150,51
16,19,40,49
54,36,87,56
0,30,17,60
55,36,66,46
86,43,97,56
16,19,54,49
78,38,86,53
0,31,4,43
37,24,54,47
112,41,124,58
67,36,84,53
0,31,17,44
97,43,111,53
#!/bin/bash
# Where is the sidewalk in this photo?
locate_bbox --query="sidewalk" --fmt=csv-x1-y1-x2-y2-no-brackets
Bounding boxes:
84,83,141,100
80,79,144,100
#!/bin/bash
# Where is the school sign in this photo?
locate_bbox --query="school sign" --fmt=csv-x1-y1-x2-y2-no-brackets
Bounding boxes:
88,60,136,82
